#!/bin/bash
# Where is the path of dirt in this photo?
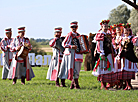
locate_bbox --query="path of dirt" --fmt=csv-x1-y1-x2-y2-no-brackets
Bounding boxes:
40,47,52,52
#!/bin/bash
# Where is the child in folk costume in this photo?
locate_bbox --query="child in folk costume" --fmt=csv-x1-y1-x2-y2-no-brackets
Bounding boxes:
46,27,66,87
8,26,35,85
119,24,137,90
58,21,83,89
1,28,13,79
92,20,116,90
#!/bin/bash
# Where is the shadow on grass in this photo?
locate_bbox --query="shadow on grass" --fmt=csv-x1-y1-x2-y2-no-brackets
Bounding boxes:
81,86,99,90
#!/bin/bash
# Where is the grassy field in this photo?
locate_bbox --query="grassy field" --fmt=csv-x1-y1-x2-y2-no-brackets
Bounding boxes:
0,66,138,102
0,47,138,102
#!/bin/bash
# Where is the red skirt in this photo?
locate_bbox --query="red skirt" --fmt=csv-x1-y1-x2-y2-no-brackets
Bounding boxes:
117,70,135,80
98,72,117,83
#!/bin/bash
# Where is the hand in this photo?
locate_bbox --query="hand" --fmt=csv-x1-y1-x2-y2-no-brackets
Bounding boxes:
72,45,77,49
123,39,126,42
116,39,119,43
115,46,119,50
80,42,83,45
17,46,22,51
94,51,97,57
117,59,120,64
24,42,31,47
7,45,11,48
101,55,105,60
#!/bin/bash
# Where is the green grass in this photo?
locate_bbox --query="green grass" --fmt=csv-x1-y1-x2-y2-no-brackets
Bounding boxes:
0,67,138,102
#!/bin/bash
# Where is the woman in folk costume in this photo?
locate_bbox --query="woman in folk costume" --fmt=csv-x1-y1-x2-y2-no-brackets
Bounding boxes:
1,28,13,80
112,24,124,89
119,24,137,90
46,27,66,87
58,21,83,89
92,20,116,90
8,26,35,85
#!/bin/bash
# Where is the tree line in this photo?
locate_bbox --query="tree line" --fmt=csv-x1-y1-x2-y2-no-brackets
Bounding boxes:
30,38,53,45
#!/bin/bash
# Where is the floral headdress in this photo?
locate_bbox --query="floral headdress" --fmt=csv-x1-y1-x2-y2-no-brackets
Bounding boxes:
122,23,128,28
126,23,131,28
100,20,110,25
116,23,122,27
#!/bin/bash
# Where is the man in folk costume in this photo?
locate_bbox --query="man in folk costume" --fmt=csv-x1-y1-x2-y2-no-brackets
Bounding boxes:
92,20,116,90
46,27,66,87
58,21,83,89
8,26,35,85
119,24,137,90
1,28,13,80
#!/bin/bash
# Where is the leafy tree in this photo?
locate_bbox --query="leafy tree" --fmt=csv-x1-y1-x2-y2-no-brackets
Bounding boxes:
127,5,138,35
108,4,130,25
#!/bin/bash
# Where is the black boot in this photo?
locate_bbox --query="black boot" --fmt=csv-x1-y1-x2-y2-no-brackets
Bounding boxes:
12,77,17,85
61,79,67,87
70,79,74,89
74,79,81,89
21,76,25,85
128,79,133,90
55,78,60,87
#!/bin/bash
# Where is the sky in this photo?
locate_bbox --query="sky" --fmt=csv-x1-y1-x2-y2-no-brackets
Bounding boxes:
0,0,134,39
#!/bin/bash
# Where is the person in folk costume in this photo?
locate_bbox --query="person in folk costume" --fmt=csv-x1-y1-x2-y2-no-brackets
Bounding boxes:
106,24,117,88
58,21,83,89
92,20,116,90
111,23,124,89
119,24,137,90
8,26,35,85
46,27,66,87
1,28,13,80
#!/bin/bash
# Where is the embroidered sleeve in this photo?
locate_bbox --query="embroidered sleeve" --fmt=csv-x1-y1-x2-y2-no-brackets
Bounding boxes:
10,38,17,52
49,38,57,47
132,36,138,46
62,33,72,48
95,33,104,41
1,40,7,52
96,41,105,56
